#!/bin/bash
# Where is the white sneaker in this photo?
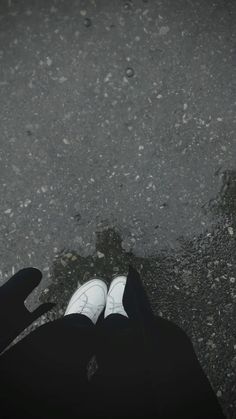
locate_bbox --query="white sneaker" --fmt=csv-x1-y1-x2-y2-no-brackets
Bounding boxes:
104,276,128,318
65,279,108,324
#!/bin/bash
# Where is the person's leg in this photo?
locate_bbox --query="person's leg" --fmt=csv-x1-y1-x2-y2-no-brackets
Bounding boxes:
93,267,225,418
0,279,107,418
0,314,94,418
97,276,143,376
148,316,226,419
92,276,154,416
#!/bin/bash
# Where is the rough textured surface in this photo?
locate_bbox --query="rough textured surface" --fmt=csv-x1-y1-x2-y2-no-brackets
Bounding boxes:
0,0,236,417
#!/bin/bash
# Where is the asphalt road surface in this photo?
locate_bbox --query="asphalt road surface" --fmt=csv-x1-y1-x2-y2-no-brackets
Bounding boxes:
0,0,236,417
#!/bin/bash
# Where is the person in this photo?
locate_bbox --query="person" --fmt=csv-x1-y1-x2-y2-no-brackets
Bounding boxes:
0,266,225,418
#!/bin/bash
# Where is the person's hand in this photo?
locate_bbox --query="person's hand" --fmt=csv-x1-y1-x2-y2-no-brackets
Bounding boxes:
0,267,54,353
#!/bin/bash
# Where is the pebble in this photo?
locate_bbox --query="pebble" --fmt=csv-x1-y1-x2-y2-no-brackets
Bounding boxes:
65,253,73,259
228,227,234,236
46,57,52,66
97,251,105,259
207,339,216,349
159,26,170,36
104,72,112,83
41,185,48,193
59,76,67,83
206,315,214,323
24,199,31,207
84,18,92,27
124,2,132,10
125,67,134,78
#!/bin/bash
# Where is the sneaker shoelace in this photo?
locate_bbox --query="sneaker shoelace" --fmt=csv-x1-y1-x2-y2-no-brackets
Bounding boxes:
81,301,104,319
107,296,125,314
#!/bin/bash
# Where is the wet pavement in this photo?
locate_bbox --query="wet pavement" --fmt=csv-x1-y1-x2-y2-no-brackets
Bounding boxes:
0,0,236,417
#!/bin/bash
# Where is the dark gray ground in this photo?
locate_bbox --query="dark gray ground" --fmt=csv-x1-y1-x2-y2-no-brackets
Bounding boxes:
0,0,236,416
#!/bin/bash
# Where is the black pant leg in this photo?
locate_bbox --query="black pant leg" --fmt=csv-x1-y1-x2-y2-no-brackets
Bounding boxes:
0,314,94,418
95,314,147,375
92,314,155,417
150,317,225,419
92,315,225,419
